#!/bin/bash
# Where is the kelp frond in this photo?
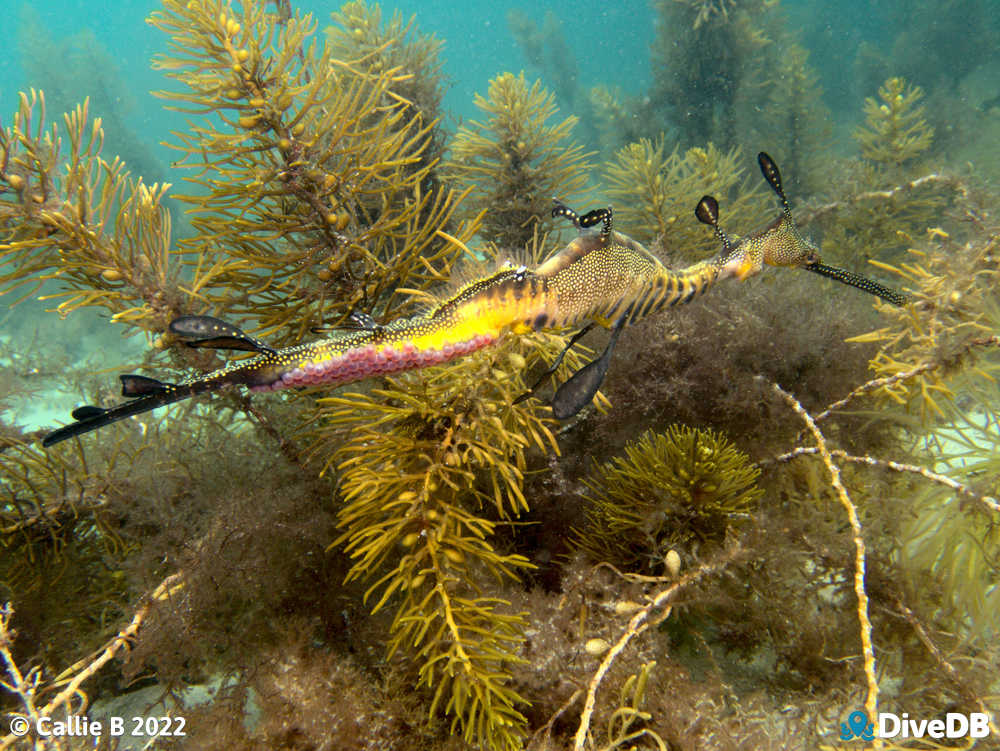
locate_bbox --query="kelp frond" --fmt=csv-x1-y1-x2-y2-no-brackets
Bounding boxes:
149,0,474,343
855,77,934,169
0,431,133,664
901,402,1000,638
311,316,586,749
326,0,446,168
847,225,1000,422
1,91,182,333
446,72,592,250
604,138,762,259
0,433,124,575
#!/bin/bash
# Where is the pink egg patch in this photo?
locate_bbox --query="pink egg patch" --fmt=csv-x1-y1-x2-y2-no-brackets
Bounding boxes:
263,333,498,393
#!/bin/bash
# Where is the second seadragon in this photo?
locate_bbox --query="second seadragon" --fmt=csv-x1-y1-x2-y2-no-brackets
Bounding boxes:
42,153,906,447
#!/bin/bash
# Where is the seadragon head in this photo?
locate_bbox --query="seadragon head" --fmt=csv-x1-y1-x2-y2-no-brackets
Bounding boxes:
696,153,821,282
697,152,906,306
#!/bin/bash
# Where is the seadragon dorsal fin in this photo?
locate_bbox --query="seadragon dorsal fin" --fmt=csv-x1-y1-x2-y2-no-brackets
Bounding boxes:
311,311,386,336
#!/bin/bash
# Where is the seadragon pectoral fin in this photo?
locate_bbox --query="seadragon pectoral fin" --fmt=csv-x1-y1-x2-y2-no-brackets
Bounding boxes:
513,323,595,406
550,315,626,420
803,263,907,306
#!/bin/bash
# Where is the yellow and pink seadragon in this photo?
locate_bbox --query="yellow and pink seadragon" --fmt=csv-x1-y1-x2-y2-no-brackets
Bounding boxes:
42,153,905,447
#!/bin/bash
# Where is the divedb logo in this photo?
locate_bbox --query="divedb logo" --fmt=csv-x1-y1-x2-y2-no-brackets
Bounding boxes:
840,709,991,742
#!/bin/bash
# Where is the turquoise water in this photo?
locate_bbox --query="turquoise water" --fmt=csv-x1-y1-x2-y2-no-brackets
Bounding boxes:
0,1,945,185
1,0,656,174
2,2,1000,749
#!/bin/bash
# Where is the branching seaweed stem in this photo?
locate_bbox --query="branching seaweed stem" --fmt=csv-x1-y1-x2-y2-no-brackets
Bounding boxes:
772,381,880,744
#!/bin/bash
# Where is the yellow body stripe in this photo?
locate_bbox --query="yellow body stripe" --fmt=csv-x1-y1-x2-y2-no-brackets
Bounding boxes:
45,156,902,448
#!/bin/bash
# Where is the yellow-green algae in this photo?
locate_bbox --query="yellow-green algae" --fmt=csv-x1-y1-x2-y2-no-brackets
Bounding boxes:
2,1,1000,749
574,425,763,571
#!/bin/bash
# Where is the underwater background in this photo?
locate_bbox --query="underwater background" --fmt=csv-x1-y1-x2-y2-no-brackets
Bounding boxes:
2,0,999,749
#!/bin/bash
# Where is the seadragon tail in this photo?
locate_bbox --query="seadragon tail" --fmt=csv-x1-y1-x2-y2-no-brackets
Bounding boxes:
42,376,207,447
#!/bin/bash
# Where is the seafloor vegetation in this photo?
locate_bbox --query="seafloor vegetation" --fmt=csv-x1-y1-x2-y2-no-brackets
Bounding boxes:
2,0,999,749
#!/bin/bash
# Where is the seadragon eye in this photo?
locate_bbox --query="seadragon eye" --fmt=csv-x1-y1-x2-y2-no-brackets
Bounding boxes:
514,265,527,282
